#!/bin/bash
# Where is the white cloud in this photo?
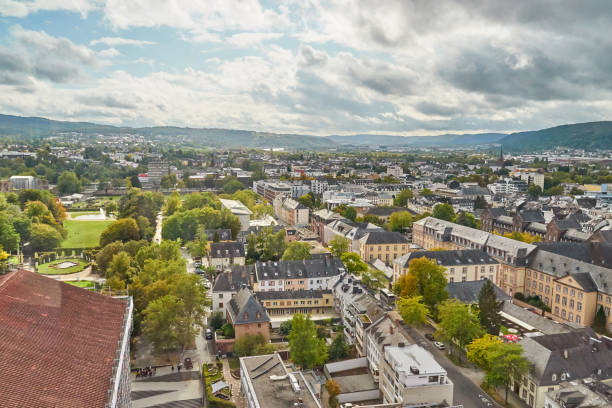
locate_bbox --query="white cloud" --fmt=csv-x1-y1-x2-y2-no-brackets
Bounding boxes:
90,37,156,47
0,0,100,18
226,32,283,48
98,48,121,57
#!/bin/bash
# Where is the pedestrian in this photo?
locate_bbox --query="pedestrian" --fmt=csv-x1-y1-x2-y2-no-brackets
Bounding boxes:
153,367,156,376
171,365,174,372
178,363,182,372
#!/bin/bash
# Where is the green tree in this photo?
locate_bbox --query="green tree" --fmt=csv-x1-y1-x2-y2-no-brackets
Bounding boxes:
487,343,530,404
466,334,502,372
143,294,182,352
406,257,449,313
279,320,292,336
340,252,368,276
282,241,312,261
223,179,245,194
325,380,341,408
436,299,484,362
328,335,349,361
528,184,543,199
233,334,273,357
478,279,502,335
209,311,225,331
57,171,81,195
453,211,477,228
160,174,177,189
343,206,357,221
107,251,136,282
420,188,434,197
569,186,584,196
397,296,429,326
104,200,118,216
288,314,328,369
252,203,274,219
388,211,412,232
394,189,414,206
593,305,608,334
30,223,62,251
329,235,349,258
164,191,182,216
0,213,20,252
99,218,141,247
432,203,455,222
362,268,387,290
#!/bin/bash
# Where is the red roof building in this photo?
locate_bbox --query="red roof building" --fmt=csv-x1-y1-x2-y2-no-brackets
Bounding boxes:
0,270,133,408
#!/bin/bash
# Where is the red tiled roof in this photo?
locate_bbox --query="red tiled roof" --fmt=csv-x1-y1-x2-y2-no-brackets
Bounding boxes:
0,270,128,408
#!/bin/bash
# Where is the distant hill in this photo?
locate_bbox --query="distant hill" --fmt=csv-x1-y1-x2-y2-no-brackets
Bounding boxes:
0,114,337,149
327,133,506,147
499,121,612,152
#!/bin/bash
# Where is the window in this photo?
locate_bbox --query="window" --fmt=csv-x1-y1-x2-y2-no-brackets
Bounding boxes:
562,297,567,306
554,307,559,315
563,287,568,294
598,294,603,301
562,309,566,318
545,297,549,305
571,289,575,297
606,307,611,317
555,294,560,303
450,268,454,274
608,296,611,304
219,294,224,299
462,267,467,274
218,302,223,308
569,313,573,322
428,376,439,383
570,300,574,309
577,302,582,311
576,315,581,324
578,292,583,299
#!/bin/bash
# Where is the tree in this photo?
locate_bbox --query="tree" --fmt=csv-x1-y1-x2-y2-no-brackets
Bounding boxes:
393,273,418,297
223,179,245,194
340,252,368,276
328,335,349,361
569,186,584,196
282,241,312,261
394,189,414,207
528,184,543,199
164,191,182,216
344,206,357,221
329,235,349,258
362,268,387,290
397,296,429,326
252,203,274,219
30,223,62,251
436,299,484,362
544,185,564,196
478,279,502,335
420,188,434,197
143,294,182,352
325,380,341,408
105,200,118,216
233,334,273,357
288,314,327,369
432,203,455,222
209,311,225,331
487,343,529,404
593,305,608,334
279,320,292,336
503,231,542,244
57,171,81,195
473,195,488,210
160,174,177,189
107,251,136,282
99,218,141,247
405,257,449,313
388,211,412,232
453,211,477,228
466,334,502,372
0,213,20,252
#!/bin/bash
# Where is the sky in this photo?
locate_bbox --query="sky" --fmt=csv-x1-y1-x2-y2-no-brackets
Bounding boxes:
1,1,612,136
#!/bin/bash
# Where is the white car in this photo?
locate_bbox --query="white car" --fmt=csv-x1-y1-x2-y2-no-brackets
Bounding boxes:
434,341,445,350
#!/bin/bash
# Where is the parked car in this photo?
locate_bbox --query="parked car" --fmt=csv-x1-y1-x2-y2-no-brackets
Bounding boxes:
205,328,213,340
425,333,435,341
195,268,205,275
434,341,445,350
194,261,202,267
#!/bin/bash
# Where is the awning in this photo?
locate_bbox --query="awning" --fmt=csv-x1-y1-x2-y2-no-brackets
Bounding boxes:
499,311,535,331
211,381,229,394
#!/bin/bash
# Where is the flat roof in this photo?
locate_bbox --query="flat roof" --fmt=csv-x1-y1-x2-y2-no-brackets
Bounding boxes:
240,354,321,408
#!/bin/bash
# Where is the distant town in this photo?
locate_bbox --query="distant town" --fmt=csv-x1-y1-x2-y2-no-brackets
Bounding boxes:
1,128,612,408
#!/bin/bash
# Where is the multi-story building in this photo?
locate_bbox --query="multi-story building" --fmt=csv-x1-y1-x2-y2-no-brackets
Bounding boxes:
310,208,345,239
273,195,310,226
211,266,251,315
310,178,331,195
252,180,292,202
380,344,454,406
488,177,528,194
253,257,345,292
8,175,48,190
147,159,169,186
205,241,246,271
0,270,133,408
511,168,545,189
544,380,612,408
226,288,271,341
386,165,404,179
255,289,334,320
516,328,612,408
240,353,322,408
364,311,410,381
393,249,499,285
219,198,253,231
358,230,410,266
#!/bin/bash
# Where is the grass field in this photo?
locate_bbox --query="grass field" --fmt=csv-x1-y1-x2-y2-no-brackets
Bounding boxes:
37,258,89,275
61,219,114,248
65,280,95,289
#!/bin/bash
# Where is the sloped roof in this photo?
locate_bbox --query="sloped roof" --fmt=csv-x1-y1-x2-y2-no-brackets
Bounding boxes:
446,279,510,303
210,241,245,258
395,249,498,268
359,230,409,245
212,266,252,292
519,210,545,223
254,257,345,281
0,270,128,408
228,288,269,325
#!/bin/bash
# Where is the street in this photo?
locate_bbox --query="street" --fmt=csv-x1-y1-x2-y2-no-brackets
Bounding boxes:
406,326,502,408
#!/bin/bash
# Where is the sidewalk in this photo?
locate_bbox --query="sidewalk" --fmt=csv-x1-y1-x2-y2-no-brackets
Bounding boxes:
222,358,246,408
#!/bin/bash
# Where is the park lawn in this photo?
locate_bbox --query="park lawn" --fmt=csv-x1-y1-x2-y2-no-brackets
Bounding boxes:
68,211,101,217
65,280,95,288
37,258,89,275
61,219,114,248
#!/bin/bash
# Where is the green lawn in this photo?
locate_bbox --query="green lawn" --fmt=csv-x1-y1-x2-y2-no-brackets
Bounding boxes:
37,258,89,275
61,219,114,248
68,211,101,217
65,280,95,289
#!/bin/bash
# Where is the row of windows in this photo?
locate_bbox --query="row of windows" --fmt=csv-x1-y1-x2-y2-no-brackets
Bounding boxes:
264,299,331,306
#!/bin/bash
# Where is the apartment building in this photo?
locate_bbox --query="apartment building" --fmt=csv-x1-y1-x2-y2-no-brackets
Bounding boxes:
273,195,310,226
516,329,612,408
205,241,246,271
393,249,499,285
211,266,251,315
252,180,292,202
358,230,410,266
364,311,410,381
254,289,334,319
147,159,169,186
253,257,345,292
380,344,454,406
386,165,404,179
